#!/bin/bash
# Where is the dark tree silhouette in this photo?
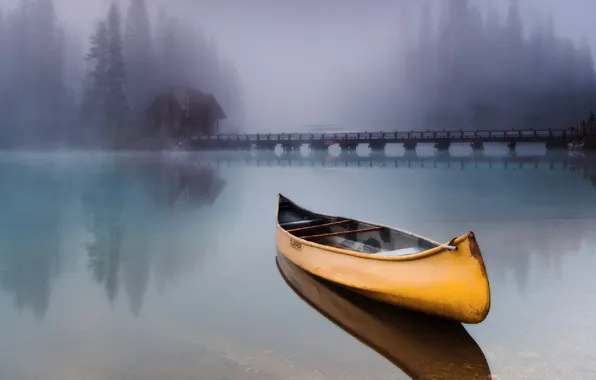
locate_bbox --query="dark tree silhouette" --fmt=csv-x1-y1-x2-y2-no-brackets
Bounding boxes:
0,0,78,147
82,20,110,138
105,3,129,131
124,0,154,123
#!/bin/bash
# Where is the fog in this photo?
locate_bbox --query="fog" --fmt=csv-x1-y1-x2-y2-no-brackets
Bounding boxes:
0,0,596,145
338,0,596,130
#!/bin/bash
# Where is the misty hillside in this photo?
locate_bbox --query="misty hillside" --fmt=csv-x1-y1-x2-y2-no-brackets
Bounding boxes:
0,0,245,148
339,0,596,131
1,0,596,144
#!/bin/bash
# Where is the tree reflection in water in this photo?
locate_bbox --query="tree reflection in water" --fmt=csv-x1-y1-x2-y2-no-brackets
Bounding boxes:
82,157,225,316
0,161,73,319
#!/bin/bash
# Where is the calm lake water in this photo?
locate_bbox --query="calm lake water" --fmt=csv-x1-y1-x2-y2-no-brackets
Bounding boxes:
1,144,595,380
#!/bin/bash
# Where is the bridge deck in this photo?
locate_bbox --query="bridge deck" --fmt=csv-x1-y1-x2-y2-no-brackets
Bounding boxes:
191,129,581,142
187,128,593,150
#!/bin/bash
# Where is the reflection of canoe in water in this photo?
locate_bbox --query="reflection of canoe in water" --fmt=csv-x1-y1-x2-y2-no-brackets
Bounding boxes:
276,194,491,324
276,253,492,380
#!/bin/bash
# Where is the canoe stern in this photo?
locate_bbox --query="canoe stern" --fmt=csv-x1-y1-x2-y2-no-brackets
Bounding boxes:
457,231,491,323
354,232,491,324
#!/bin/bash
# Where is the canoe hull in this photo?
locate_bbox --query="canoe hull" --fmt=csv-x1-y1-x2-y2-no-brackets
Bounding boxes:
275,197,491,324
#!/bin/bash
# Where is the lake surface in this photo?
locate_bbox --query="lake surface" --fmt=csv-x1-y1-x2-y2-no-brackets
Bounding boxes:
1,145,596,380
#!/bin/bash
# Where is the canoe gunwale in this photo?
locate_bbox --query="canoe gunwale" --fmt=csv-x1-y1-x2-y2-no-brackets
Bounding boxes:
276,193,474,262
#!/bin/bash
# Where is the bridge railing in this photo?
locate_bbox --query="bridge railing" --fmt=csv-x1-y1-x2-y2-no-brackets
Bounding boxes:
189,128,575,142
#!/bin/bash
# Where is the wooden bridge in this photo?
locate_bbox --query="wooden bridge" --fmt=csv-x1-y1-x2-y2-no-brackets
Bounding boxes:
188,128,591,152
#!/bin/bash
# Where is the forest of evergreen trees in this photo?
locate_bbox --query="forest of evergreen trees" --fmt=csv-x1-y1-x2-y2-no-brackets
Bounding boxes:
0,0,244,148
340,1,596,131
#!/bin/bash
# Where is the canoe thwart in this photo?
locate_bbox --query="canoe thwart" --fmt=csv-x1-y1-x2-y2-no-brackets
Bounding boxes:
301,226,383,240
287,219,353,232
279,219,325,229
441,237,458,251
380,246,426,256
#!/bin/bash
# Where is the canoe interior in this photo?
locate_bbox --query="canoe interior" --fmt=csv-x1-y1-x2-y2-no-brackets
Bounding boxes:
278,194,440,256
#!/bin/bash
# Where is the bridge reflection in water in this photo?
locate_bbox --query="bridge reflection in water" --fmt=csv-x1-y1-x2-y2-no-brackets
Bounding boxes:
276,252,491,380
191,150,596,188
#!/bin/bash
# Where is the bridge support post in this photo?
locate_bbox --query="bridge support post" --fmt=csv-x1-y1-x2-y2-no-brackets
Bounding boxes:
217,140,233,150
309,142,327,151
403,141,417,151
470,140,484,151
368,142,386,152
281,143,301,152
545,139,566,150
256,142,277,150
434,141,451,151
203,140,217,150
226,141,240,150
339,142,358,153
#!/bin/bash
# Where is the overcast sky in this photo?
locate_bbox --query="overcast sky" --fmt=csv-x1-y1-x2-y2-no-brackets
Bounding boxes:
1,0,595,131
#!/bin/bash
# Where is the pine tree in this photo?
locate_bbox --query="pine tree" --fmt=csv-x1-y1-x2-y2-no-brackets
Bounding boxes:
0,9,4,75
83,20,110,129
0,9,4,87
124,0,153,120
155,6,167,59
0,8,5,145
152,6,168,92
29,0,64,138
105,2,128,135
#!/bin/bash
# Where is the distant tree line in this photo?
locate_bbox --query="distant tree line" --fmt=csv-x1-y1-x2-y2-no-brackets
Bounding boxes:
0,0,244,148
339,0,596,131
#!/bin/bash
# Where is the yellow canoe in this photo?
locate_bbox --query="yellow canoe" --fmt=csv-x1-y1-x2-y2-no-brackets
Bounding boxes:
276,253,492,379
275,194,491,324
